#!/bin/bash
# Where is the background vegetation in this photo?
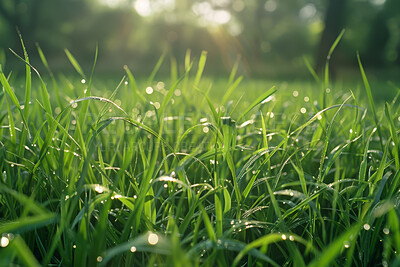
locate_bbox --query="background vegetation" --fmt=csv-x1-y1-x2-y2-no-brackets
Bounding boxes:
1,1,400,266
0,0,400,76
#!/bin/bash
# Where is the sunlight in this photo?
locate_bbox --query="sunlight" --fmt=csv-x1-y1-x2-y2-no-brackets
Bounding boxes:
134,0,151,16
192,2,231,26
98,0,125,8
134,0,175,17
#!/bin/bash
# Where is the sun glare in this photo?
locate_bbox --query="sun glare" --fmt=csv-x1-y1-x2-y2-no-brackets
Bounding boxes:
193,2,231,26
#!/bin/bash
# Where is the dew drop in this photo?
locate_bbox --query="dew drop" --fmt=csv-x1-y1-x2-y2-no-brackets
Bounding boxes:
282,234,287,240
146,87,153,94
163,184,168,188
344,241,350,248
383,228,390,235
97,256,103,262
1,236,9,247
293,91,299,97
148,233,159,245
81,79,86,84
300,107,307,114
130,246,137,252
363,224,371,231
289,235,294,241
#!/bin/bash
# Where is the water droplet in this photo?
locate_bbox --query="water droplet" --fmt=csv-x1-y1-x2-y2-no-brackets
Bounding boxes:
148,233,159,245
133,195,137,199
317,114,322,120
125,81,129,85
326,88,331,93
84,89,87,94
293,91,299,97
130,246,137,252
10,164,14,167
95,185,104,193
97,256,103,262
164,184,168,188
304,96,309,102
203,126,209,133
290,192,294,196
1,236,9,247
363,224,370,230
282,234,287,240
73,244,76,248
289,235,294,241
81,79,86,84
300,107,307,114
383,228,390,235
65,195,70,201
344,241,350,248
146,87,153,94
71,102,78,109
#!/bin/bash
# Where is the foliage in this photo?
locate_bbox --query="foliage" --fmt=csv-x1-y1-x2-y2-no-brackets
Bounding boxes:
1,38,400,266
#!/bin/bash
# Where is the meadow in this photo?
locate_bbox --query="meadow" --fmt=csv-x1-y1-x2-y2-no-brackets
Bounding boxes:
1,37,400,266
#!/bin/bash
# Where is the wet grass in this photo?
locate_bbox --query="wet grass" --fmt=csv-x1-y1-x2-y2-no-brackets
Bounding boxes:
1,39,400,266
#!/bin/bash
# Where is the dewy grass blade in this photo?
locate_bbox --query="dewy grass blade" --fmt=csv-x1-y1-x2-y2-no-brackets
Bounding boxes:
65,49,86,79
3,91,16,143
385,102,399,170
308,222,362,267
357,53,384,151
237,86,276,122
18,31,32,122
9,48,52,118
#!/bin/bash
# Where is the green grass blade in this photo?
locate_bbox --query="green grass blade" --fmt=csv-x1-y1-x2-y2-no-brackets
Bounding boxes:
237,86,276,122
65,49,86,79
357,52,384,151
147,52,165,85
9,235,41,267
193,50,207,88
385,102,399,170
308,222,361,267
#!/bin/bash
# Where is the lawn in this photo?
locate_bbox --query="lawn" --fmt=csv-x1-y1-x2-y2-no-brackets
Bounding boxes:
1,41,400,266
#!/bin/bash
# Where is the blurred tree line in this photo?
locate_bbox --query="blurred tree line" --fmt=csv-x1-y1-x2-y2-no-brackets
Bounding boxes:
0,0,399,77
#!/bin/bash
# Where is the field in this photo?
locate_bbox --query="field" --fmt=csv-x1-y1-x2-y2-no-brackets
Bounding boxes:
1,41,400,267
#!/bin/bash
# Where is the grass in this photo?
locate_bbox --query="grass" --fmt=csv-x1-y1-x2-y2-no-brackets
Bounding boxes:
1,38,400,267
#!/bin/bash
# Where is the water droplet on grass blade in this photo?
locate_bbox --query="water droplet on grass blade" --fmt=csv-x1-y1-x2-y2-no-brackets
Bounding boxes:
1,236,9,247
383,228,390,235
97,256,103,262
344,241,350,248
148,233,159,245
146,87,153,94
363,224,370,230
130,246,136,252
282,234,287,240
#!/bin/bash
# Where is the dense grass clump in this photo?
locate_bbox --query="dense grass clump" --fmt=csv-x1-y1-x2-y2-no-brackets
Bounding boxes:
1,40,400,266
